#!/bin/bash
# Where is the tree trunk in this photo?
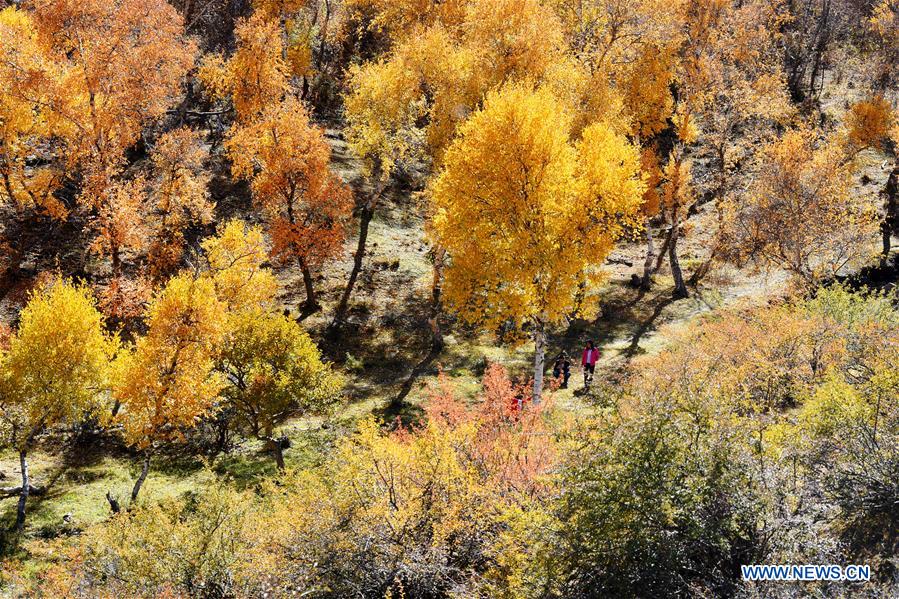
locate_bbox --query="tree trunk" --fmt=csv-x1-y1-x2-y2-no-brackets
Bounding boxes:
532,316,547,404
669,219,688,299
111,245,122,279
331,198,376,332
274,439,285,470
106,491,121,514
428,247,446,352
641,226,655,290
882,164,898,256
298,257,320,312
16,450,29,532
130,452,151,503
265,436,287,470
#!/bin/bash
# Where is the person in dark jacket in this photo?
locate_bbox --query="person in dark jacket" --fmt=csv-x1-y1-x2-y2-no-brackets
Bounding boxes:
553,351,572,389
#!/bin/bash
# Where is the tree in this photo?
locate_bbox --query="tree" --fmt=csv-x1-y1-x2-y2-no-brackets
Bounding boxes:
845,96,899,257
113,275,226,504
226,98,352,313
217,309,341,468
198,12,290,122
431,83,644,400
88,177,148,281
0,278,117,530
32,0,197,210
0,0,198,288
201,219,280,313
148,128,214,279
334,0,572,333
0,7,65,219
659,149,694,299
720,127,880,288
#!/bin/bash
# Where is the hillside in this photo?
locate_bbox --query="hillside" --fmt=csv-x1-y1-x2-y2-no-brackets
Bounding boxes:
1,0,899,597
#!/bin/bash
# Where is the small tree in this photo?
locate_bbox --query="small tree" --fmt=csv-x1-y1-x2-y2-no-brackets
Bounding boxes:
0,278,117,530
431,83,645,401
113,275,225,504
720,127,880,288
217,309,341,469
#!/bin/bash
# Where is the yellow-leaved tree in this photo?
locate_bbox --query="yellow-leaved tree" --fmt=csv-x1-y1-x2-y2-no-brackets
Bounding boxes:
202,220,342,469
0,7,64,218
112,275,226,506
217,309,341,469
0,278,117,530
198,12,289,122
431,84,645,400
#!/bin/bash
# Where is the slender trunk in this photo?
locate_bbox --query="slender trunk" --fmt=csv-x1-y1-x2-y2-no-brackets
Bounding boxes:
105,491,121,514
882,164,898,257
130,452,151,503
299,257,320,312
669,217,688,299
16,450,29,532
428,247,446,352
331,198,376,331
111,244,122,279
641,226,655,290
532,316,546,404
274,438,285,471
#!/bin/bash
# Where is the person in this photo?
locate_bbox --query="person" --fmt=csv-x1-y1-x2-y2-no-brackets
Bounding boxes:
581,340,600,388
552,351,571,389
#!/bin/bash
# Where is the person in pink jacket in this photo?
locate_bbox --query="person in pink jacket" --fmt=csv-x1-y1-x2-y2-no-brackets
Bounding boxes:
581,340,600,388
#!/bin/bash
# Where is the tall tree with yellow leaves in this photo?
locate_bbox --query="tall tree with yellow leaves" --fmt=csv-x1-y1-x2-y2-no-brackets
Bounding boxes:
0,279,117,530
113,275,226,505
431,84,645,400
227,98,351,313
0,7,65,219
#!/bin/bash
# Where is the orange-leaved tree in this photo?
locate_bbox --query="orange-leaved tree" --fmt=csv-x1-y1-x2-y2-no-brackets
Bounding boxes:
32,0,197,271
226,98,351,313
431,83,645,401
720,127,879,288
148,128,214,279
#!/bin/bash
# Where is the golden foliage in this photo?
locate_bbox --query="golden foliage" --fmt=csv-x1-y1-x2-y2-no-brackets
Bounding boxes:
201,220,279,312
0,8,65,216
199,13,289,122
846,95,896,150
114,275,226,448
0,278,117,449
218,309,342,439
431,83,645,332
